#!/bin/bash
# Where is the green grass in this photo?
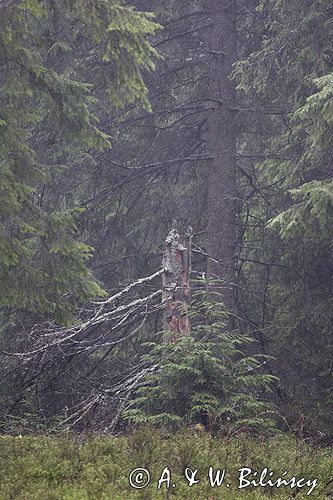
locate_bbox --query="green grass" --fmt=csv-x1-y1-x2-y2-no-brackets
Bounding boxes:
0,429,332,499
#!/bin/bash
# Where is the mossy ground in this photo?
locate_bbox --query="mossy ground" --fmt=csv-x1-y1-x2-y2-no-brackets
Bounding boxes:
0,428,332,499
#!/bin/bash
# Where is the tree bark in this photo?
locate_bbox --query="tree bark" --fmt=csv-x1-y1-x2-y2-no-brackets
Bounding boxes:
205,1,238,316
162,220,192,341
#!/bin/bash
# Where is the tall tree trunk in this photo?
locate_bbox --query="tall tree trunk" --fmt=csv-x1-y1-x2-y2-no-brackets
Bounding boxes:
205,1,238,316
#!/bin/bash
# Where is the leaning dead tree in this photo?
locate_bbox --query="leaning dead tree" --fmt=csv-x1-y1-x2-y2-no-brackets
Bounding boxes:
0,223,193,432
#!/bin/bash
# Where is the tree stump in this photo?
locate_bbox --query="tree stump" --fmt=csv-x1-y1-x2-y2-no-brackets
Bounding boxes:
162,220,192,341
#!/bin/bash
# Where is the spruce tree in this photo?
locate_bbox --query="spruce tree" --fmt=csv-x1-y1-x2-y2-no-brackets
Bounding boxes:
0,0,159,324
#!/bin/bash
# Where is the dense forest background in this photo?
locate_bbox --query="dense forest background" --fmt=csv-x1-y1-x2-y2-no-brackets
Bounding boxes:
1,0,333,443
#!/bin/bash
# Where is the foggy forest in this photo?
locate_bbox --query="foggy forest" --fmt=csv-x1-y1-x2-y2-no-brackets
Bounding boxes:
1,0,333,498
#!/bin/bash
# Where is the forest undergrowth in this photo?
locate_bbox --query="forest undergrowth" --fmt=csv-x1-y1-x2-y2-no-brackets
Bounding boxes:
0,428,332,499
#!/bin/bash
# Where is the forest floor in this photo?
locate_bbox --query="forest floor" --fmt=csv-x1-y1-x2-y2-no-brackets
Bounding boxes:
0,428,332,499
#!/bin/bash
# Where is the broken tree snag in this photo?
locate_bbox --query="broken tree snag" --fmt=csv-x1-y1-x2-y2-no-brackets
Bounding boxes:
162,220,192,342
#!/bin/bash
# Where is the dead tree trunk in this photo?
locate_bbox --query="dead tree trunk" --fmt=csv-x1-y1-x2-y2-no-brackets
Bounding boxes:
205,1,238,317
162,220,192,341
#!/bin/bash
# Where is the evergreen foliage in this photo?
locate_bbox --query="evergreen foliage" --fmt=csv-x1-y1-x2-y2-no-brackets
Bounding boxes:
0,0,159,323
234,0,333,434
1,0,333,444
125,284,276,431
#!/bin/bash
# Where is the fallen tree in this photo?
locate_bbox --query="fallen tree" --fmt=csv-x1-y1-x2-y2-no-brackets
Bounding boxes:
0,222,192,432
